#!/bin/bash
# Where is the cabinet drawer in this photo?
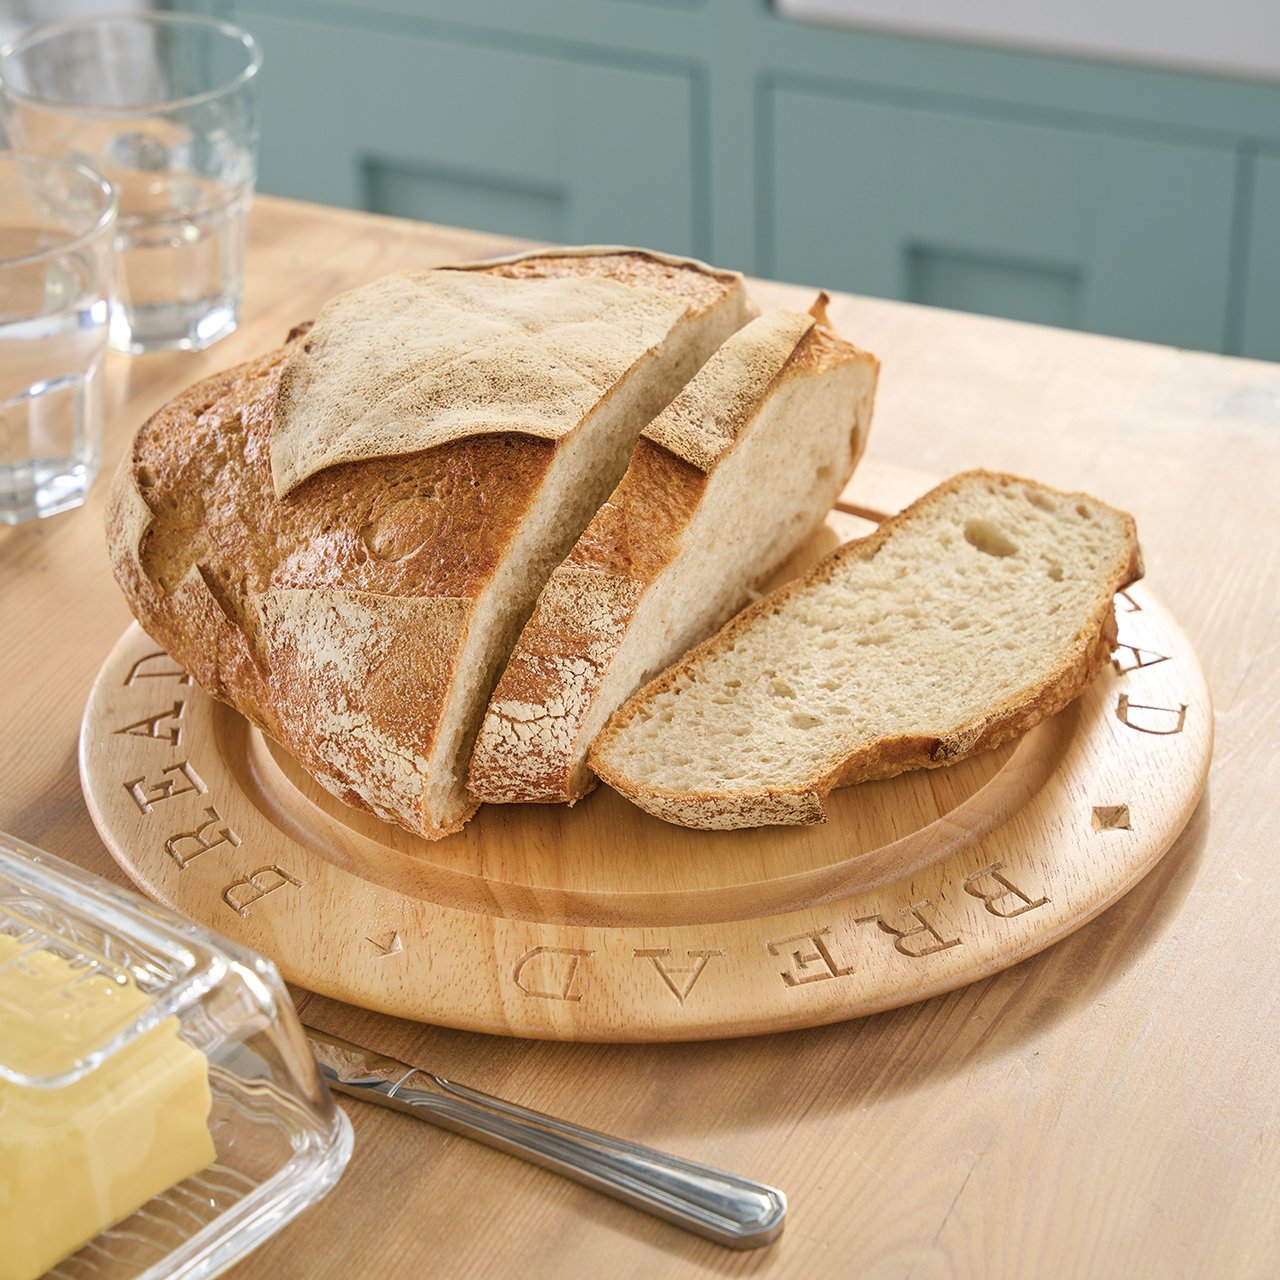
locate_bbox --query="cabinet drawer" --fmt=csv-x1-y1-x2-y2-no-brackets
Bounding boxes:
766,87,1237,351
238,8,701,255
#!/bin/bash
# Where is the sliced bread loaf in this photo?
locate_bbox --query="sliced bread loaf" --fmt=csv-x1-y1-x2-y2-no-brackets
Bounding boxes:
467,306,879,805
589,472,1142,830
107,248,751,840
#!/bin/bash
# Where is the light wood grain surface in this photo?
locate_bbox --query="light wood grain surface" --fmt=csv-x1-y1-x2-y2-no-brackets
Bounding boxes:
3,195,1278,1278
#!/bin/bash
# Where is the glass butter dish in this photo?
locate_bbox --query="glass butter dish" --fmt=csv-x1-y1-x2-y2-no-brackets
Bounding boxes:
0,832,353,1280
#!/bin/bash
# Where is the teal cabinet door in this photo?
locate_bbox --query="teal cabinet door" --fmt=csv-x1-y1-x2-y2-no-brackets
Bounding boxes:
239,11,364,208
766,88,1238,351
236,8,701,256
1242,152,1280,362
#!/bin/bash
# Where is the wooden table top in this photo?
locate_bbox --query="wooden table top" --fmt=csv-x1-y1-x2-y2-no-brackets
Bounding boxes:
3,194,1277,1278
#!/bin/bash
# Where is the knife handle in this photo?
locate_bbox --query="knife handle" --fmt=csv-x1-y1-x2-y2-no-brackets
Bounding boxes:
371,1069,787,1248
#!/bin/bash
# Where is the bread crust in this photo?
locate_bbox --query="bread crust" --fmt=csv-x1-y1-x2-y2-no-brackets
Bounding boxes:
106,248,746,839
588,471,1143,830
468,314,878,805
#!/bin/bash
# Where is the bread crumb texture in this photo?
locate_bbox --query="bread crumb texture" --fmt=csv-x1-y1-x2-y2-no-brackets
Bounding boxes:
590,472,1141,829
468,310,878,805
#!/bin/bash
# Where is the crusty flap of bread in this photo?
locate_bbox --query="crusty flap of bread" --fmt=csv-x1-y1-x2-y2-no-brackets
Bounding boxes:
255,588,469,829
269,271,691,498
642,310,816,472
442,244,746,314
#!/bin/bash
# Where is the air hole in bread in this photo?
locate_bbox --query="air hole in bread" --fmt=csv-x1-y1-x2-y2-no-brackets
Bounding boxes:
1076,503,1091,519
788,711,823,730
136,465,156,488
963,518,1018,558
1047,562,1064,581
771,678,795,698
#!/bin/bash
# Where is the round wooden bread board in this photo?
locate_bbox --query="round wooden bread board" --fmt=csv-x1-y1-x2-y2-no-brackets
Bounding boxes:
80,577,1210,1042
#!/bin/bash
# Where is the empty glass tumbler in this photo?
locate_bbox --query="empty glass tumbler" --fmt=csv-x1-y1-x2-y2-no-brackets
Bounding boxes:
0,12,261,354
0,153,115,524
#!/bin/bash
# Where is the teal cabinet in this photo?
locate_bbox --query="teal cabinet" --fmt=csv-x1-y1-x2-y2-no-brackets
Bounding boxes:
246,12,363,208
240,9,702,255
201,0,1280,358
1242,152,1280,362
766,89,1237,351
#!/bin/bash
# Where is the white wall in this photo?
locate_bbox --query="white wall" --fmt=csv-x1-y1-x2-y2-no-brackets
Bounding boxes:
777,0,1280,82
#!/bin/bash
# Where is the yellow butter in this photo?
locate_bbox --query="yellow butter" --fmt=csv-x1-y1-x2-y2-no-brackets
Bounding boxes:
0,932,215,1280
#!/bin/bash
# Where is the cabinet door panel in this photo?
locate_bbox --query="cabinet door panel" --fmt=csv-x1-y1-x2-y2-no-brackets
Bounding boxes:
237,8,700,256
238,11,364,207
767,88,1236,351
353,35,698,252
1242,152,1280,361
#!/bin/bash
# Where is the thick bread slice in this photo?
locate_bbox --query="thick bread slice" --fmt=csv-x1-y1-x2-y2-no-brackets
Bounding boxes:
589,472,1142,830
468,308,879,805
106,247,751,840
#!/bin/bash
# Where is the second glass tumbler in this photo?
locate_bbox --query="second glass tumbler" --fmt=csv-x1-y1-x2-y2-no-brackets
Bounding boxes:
0,12,262,354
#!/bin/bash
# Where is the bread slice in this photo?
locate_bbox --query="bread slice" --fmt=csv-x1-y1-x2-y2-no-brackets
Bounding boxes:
467,306,879,805
589,472,1142,830
106,248,751,840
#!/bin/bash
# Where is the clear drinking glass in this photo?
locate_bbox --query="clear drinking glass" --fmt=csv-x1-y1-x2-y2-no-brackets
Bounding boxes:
0,12,262,354
0,152,115,524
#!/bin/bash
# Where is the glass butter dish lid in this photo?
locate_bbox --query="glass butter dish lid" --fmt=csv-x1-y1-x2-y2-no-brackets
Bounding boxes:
0,832,353,1280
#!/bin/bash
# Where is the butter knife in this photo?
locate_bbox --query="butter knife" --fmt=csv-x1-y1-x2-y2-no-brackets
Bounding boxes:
306,1028,786,1248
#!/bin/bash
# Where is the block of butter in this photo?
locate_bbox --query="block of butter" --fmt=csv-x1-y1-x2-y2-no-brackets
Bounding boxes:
0,931,216,1280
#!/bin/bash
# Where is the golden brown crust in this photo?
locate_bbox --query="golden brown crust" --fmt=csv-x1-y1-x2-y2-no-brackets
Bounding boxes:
588,471,1143,829
107,344,522,830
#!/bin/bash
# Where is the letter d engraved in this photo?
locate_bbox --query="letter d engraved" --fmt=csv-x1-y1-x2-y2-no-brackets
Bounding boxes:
767,928,854,987
222,865,301,919
856,902,961,958
164,807,240,869
512,947,593,1002
1115,694,1187,736
964,863,1049,918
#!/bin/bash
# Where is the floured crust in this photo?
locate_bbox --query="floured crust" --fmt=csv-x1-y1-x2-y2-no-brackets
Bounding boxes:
443,245,744,320
255,590,470,831
106,247,748,840
270,271,692,498
642,311,815,472
589,471,1143,830
468,311,878,805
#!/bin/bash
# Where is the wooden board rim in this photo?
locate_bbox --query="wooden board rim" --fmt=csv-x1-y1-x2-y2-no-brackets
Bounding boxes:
79,582,1211,1042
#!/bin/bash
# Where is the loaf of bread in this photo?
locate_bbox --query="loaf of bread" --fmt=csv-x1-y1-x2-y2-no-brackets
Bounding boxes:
106,248,751,840
589,473,1142,829
468,304,879,805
